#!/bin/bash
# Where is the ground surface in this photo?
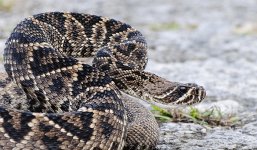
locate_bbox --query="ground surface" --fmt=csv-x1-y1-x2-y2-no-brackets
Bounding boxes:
0,0,257,149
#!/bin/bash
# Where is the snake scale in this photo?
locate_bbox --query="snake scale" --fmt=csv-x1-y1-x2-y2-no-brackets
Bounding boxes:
0,12,206,150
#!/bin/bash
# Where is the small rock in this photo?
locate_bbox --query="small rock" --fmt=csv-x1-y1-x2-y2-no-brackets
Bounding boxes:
194,99,243,115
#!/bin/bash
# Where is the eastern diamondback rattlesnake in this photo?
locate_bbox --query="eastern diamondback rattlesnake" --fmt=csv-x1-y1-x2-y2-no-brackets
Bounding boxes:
0,12,206,150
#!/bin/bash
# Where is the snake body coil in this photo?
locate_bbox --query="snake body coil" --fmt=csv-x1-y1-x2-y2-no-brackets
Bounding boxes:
1,12,206,149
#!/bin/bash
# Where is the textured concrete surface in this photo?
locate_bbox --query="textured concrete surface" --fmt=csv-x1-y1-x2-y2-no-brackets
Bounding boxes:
0,0,257,149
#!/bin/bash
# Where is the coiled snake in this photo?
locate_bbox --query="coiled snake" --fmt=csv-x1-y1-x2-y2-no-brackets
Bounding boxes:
0,12,206,149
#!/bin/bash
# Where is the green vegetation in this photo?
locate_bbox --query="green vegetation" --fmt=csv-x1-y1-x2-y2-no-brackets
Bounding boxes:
0,0,15,11
150,22,181,31
149,22,198,31
233,23,257,35
152,105,240,127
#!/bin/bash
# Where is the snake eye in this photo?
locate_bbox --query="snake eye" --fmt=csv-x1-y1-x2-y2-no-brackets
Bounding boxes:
178,86,188,94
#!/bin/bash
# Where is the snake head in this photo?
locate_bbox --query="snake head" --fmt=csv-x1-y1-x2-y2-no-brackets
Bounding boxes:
138,72,206,105
170,83,206,105
152,83,206,105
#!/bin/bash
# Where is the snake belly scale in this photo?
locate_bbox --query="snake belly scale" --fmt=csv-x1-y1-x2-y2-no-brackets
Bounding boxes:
0,12,206,150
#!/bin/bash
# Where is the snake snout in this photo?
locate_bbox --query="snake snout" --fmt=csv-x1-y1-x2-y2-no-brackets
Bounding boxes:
198,86,206,100
186,83,206,104
173,83,206,105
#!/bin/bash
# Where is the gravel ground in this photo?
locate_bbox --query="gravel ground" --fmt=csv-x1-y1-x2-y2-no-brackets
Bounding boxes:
0,0,257,149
